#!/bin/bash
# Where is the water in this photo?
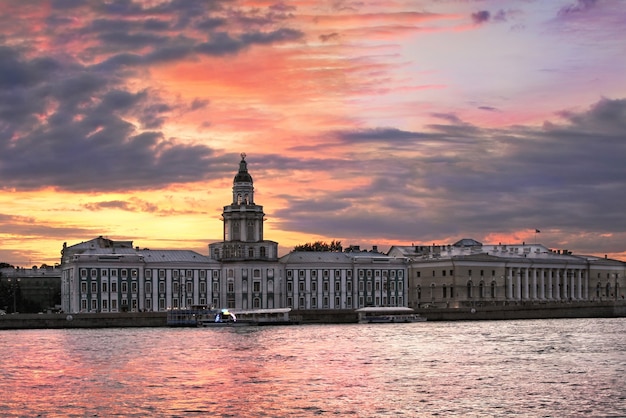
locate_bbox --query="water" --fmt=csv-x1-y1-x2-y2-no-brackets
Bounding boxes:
1,319,625,417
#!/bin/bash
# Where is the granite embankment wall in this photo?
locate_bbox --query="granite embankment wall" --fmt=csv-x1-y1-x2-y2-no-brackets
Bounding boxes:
0,312,167,330
414,300,626,321
1,301,624,329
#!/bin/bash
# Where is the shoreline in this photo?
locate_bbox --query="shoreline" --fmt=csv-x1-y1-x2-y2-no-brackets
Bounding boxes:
1,300,625,329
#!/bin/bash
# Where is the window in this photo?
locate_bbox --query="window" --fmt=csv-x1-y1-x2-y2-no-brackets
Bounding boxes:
213,270,219,278
417,271,421,278
131,269,138,279
159,270,165,279
173,270,179,279
186,270,192,278
254,269,261,278
81,269,87,278
91,300,98,310
287,270,293,278
299,282,305,292
131,282,138,293
312,270,317,278
227,281,234,292
159,282,165,293
260,247,266,258
91,269,97,277
145,270,152,279
200,282,206,293
121,269,128,278
311,282,317,292
102,282,108,293
253,281,261,292
81,282,87,293
121,282,128,293
111,269,117,277
200,270,206,279
335,282,340,292
91,282,97,293
173,282,179,293
111,282,118,293
102,299,108,310
213,282,219,293
111,299,118,311
248,248,254,258
287,282,293,293
186,282,193,293
145,282,152,293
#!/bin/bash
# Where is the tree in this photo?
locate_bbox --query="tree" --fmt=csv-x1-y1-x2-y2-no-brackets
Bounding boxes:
293,240,342,252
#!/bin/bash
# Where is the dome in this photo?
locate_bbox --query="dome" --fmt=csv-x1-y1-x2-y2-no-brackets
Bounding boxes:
234,153,253,183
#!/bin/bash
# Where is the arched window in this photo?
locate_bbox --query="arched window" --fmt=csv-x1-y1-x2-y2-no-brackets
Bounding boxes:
442,285,447,299
490,281,496,298
606,282,612,297
260,247,266,258
479,280,485,299
467,280,473,299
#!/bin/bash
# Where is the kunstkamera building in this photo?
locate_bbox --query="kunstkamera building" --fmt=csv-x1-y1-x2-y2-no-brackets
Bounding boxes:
60,155,625,313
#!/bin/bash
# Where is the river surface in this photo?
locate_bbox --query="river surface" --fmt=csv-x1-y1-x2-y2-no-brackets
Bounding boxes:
1,318,625,417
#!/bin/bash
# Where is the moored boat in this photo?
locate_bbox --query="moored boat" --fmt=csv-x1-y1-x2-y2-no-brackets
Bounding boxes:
355,307,426,323
167,306,297,327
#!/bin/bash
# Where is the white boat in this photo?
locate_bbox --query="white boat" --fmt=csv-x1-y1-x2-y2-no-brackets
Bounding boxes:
167,306,297,327
355,307,426,323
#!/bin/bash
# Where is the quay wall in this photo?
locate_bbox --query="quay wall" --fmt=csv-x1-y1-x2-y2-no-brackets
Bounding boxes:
0,312,167,330
1,301,624,329
414,301,626,321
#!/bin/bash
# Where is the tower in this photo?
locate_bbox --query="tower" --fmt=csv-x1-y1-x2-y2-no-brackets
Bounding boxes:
209,153,278,261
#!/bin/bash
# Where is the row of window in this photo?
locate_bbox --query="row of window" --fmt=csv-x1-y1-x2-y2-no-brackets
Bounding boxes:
80,268,222,279
286,269,404,278
286,280,404,293
80,279,276,295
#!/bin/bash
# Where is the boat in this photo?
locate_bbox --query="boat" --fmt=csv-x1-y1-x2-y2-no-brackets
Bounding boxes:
355,307,427,323
167,306,297,327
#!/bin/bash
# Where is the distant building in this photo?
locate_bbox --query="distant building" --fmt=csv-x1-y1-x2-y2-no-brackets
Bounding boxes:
0,266,61,313
59,155,625,314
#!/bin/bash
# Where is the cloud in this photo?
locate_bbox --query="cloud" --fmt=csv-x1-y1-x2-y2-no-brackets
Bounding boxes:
558,0,598,16
0,45,234,192
270,97,626,250
471,10,490,25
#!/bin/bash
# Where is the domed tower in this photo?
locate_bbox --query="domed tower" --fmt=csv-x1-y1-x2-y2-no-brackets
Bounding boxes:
209,153,278,261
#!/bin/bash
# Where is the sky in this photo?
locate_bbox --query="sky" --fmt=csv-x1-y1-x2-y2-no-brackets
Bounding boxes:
1,0,625,267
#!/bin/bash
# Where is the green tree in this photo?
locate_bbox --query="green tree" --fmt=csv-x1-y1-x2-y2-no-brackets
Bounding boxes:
293,240,342,252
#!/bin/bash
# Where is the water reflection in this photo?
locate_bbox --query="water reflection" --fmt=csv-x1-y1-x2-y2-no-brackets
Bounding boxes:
1,319,625,417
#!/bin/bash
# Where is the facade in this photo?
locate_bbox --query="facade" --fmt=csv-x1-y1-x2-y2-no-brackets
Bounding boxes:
1,266,61,313
388,239,625,309
60,155,625,314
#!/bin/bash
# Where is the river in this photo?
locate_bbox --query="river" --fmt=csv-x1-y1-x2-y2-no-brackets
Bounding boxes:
1,318,625,417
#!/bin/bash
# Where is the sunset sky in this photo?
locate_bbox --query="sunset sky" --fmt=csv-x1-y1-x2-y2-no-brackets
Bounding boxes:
1,0,625,267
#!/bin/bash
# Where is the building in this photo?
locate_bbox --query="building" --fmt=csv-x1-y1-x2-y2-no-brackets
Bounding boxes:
59,155,625,314
388,239,625,309
0,266,61,313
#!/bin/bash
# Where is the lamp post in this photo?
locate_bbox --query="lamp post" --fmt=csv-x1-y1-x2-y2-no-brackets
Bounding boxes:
7,278,20,313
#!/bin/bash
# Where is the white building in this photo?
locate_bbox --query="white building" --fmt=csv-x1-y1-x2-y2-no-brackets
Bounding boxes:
61,154,406,313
